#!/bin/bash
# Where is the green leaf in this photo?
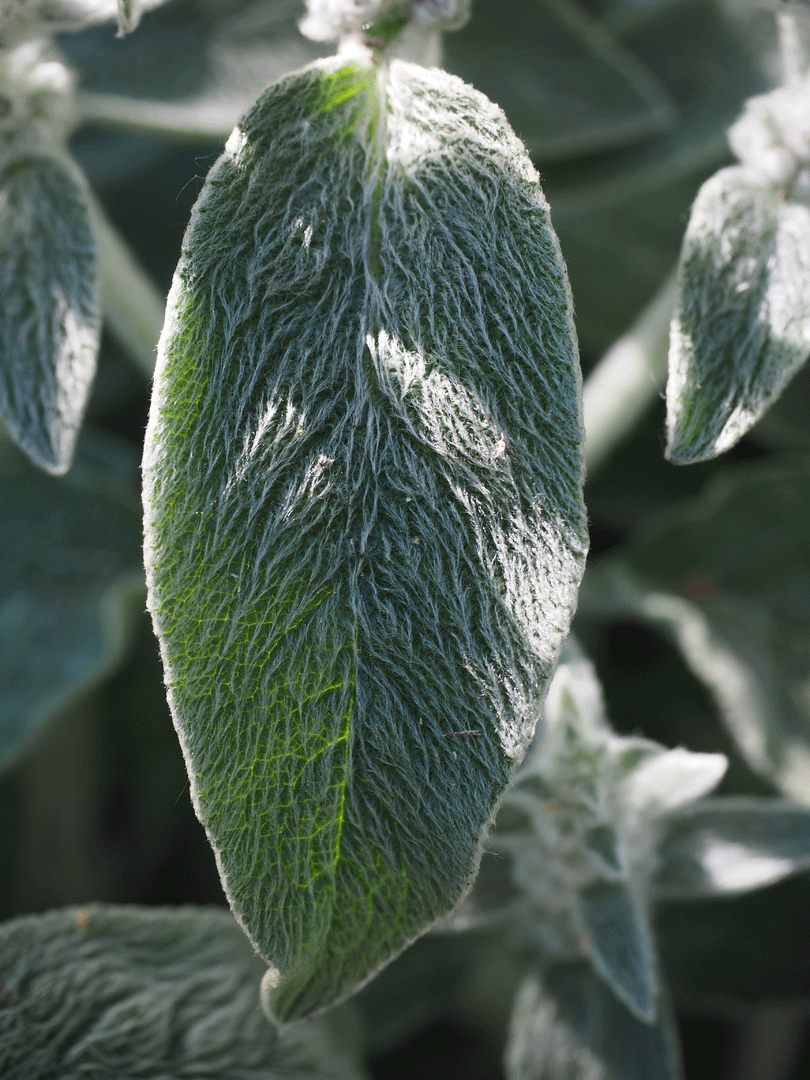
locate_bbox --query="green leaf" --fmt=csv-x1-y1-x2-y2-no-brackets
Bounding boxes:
653,798,810,899
505,966,683,1080
143,57,587,1022
667,166,810,463
0,156,100,474
0,432,143,774
0,905,367,1079
443,0,675,162
581,458,810,801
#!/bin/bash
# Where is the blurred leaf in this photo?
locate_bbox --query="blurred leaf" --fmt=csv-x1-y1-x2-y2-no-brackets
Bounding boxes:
0,432,143,775
653,798,810,899
579,880,658,1022
0,155,100,474
443,0,675,161
0,905,367,1079
582,458,810,802
0,0,166,39
144,58,586,1022
504,966,683,1080
620,747,727,816
657,874,810,1009
667,167,810,463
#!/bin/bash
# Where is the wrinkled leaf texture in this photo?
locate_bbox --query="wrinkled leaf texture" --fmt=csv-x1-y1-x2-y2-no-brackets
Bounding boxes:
667,166,810,463
144,56,586,1021
0,905,366,1080
0,155,99,474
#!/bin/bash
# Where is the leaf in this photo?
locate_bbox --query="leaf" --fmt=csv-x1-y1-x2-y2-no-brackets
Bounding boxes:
0,905,367,1080
443,0,675,162
653,798,810,899
0,0,167,37
666,166,810,463
618,747,727,817
0,432,143,774
505,966,683,1080
143,57,587,1022
578,881,658,1022
0,155,100,474
581,459,810,802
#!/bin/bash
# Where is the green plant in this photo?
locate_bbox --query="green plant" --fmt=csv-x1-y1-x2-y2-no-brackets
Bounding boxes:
3,0,810,1077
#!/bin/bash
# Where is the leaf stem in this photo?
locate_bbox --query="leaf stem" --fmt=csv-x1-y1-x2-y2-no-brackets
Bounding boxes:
582,268,677,474
87,192,165,378
76,90,237,143
777,7,809,88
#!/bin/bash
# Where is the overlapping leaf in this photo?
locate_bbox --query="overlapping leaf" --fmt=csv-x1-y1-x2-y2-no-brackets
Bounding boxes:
666,166,810,463
144,56,587,1021
0,432,143,774
582,459,810,801
0,905,367,1079
0,155,99,474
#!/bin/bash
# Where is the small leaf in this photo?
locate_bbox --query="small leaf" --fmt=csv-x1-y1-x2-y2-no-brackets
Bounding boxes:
653,798,810,899
619,747,726,816
667,166,810,463
582,459,810,802
144,57,587,1021
505,966,683,1080
0,156,100,474
0,433,143,774
444,0,675,162
578,880,659,1022
0,905,366,1080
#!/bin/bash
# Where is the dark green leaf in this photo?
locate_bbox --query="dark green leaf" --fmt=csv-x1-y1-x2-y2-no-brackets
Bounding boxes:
582,459,810,801
667,166,810,463
143,56,587,1021
0,433,143,774
0,156,99,474
0,905,366,1079
444,0,675,162
653,798,810,899
505,966,683,1080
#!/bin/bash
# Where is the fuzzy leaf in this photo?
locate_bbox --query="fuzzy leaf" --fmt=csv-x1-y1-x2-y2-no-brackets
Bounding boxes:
505,966,682,1080
653,798,810,899
143,57,586,1021
582,459,810,802
0,156,100,474
619,747,727,817
0,433,143,774
667,166,810,463
0,905,366,1080
578,880,658,1022
444,0,674,162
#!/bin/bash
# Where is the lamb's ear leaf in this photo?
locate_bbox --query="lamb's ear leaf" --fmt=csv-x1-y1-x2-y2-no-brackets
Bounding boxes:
444,0,674,162
0,433,143,775
581,458,810,803
0,905,366,1080
505,967,683,1080
144,56,586,1022
578,881,659,1023
0,155,100,475
667,166,810,464
653,798,810,900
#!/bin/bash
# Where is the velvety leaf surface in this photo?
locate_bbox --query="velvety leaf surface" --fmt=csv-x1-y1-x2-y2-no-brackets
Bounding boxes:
667,166,810,463
504,966,683,1080
444,0,674,162
581,459,810,801
0,155,100,474
0,905,367,1080
0,433,143,774
144,56,587,1021
653,798,810,899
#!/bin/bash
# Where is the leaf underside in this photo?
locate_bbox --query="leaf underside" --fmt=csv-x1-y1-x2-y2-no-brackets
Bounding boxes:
144,57,586,1020
0,156,100,475
667,166,810,464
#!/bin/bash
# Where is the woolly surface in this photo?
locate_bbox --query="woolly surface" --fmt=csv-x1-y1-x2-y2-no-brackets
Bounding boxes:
667,165,810,464
0,155,99,474
143,56,586,1020
0,905,364,1079
300,0,470,42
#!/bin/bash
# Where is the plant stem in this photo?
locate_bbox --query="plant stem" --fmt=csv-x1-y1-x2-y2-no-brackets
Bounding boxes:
77,90,237,142
582,268,677,474
777,7,808,88
88,192,165,378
